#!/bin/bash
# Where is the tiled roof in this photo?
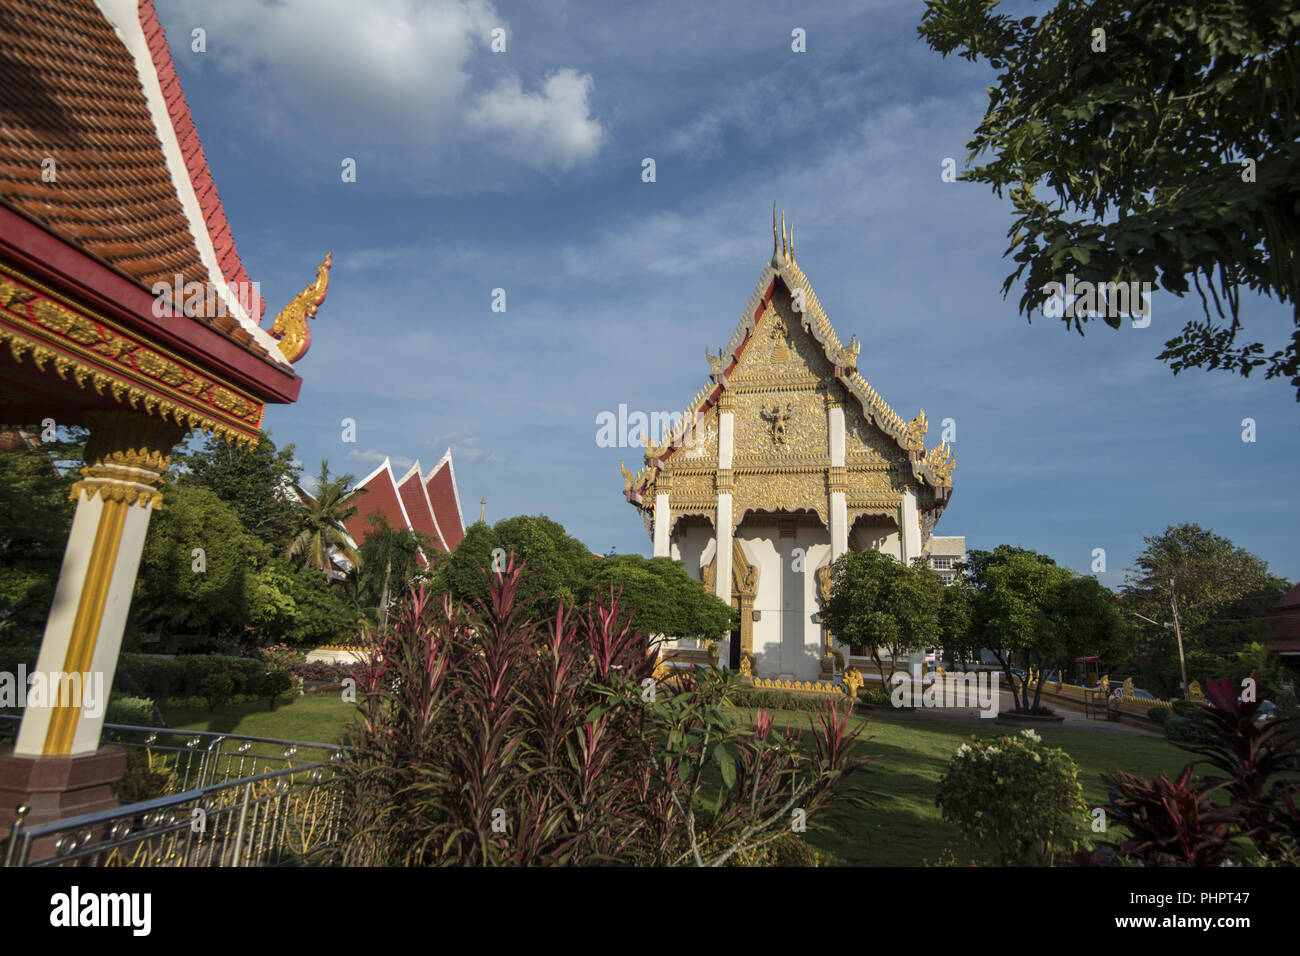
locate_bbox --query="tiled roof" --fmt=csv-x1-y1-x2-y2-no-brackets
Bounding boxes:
0,0,280,366
425,455,466,550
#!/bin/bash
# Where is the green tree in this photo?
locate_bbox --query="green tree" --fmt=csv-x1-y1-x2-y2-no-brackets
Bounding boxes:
249,557,361,645
134,483,266,636
821,550,945,689
919,0,1300,397
288,461,360,575
971,548,1132,712
0,426,83,641
584,555,735,640
173,430,305,550
438,515,594,614
1122,523,1289,695
357,515,436,628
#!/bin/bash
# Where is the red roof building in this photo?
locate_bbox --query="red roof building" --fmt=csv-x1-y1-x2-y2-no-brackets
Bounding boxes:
1269,582,1300,659
341,452,467,566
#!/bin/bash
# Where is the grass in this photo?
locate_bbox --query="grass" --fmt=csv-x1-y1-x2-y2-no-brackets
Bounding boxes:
161,694,358,746
157,695,1203,866
750,706,1194,866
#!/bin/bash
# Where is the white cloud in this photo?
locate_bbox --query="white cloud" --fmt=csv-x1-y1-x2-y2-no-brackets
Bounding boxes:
165,0,603,171
432,433,504,466
466,69,604,169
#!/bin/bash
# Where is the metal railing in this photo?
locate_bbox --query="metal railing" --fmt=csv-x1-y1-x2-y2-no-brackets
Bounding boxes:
0,715,346,792
0,716,352,866
4,760,347,867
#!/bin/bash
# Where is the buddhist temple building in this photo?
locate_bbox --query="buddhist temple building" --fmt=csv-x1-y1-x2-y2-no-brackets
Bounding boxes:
621,208,956,683
338,452,467,564
0,0,328,825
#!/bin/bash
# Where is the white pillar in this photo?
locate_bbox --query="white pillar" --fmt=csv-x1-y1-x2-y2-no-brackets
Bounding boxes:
15,410,184,756
715,493,733,602
830,491,848,559
653,493,670,557
718,409,734,470
900,489,922,566
828,405,845,467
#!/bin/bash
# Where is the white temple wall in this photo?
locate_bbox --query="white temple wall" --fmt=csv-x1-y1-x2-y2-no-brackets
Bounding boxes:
737,519,829,681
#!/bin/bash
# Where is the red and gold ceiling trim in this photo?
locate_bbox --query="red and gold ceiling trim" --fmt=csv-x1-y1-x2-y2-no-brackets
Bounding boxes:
0,262,265,447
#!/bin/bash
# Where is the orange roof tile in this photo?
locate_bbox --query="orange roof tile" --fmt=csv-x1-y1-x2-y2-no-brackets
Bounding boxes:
0,0,280,367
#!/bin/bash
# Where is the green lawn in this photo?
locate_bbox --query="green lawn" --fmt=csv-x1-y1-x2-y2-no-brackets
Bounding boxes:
162,694,358,746
158,696,1200,866
781,707,1194,866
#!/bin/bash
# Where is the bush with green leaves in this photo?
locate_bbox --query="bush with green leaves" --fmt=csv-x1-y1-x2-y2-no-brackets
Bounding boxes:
105,693,161,728
935,729,1089,865
197,673,235,712
1147,706,1170,726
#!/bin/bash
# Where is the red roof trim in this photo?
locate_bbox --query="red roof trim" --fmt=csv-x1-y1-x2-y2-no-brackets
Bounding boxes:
138,0,263,321
0,205,300,404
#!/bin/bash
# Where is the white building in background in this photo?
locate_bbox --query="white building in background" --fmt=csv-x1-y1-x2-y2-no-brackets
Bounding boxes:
620,210,957,684
927,535,968,585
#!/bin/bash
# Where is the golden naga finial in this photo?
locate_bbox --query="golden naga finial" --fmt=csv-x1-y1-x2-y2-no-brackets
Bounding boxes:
268,252,332,363
789,222,796,266
621,460,636,492
925,441,956,485
781,210,788,260
902,409,928,451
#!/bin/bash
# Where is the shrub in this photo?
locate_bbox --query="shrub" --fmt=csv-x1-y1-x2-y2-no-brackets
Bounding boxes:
935,729,1089,865
197,673,235,712
728,686,847,716
1097,767,1238,866
862,688,892,707
1147,706,1170,726
105,693,161,728
340,560,875,866
253,669,295,710
112,747,173,803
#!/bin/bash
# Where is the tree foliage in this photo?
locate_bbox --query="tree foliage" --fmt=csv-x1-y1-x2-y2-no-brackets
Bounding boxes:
288,461,360,574
919,0,1300,397
172,430,304,549
583,554,735,640
820,550,946,686
1122,523,1289,695
967,546,1132,712
0,427,83,641
439,515,595,613
135,483,264,635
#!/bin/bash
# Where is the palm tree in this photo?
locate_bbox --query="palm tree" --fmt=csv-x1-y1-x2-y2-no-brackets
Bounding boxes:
359,515,440,628
288,460,362,575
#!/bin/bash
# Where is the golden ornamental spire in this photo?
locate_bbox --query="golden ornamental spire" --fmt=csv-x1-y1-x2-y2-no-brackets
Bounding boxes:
479,496,486,523
268,252,332,363
781,210,788,260
789,222,796,266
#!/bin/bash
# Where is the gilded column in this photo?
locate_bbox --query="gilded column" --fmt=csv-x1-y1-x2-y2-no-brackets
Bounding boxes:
15,410,186,756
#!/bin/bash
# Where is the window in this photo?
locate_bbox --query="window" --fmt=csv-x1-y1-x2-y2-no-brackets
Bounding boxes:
931,556,954,570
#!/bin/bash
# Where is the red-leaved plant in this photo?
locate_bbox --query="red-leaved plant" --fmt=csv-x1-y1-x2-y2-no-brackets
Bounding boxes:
338,556,874,866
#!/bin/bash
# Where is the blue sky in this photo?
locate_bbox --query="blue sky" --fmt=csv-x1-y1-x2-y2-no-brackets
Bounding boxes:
160,0,1299,588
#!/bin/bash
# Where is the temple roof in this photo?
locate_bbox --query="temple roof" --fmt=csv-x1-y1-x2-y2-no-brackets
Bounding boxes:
0,0,289,370
340,453,468,560
625,207,955,501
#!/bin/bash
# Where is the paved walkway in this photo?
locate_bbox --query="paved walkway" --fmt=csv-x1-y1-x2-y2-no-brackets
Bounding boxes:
869,687,1163,737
